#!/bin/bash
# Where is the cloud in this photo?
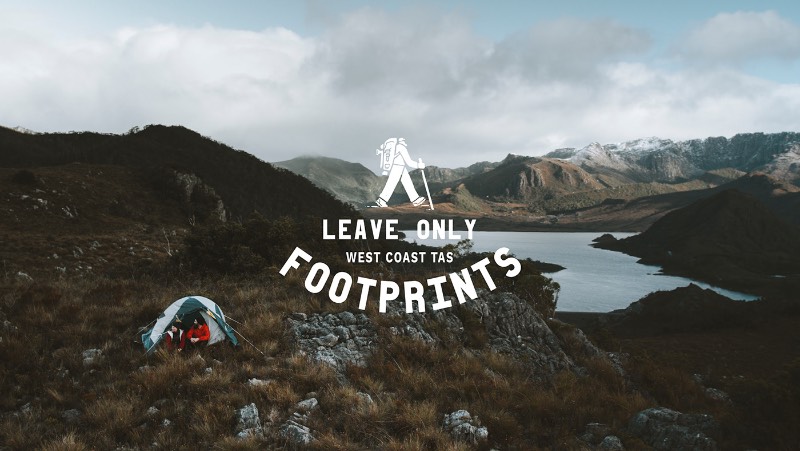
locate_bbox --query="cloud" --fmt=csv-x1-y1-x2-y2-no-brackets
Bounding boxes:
311,8,489,99
488,18,651,82
679,10,800,63
1,7,799,170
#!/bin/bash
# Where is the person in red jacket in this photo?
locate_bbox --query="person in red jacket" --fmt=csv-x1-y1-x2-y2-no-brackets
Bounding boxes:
185,317,210,351
164,321,185,351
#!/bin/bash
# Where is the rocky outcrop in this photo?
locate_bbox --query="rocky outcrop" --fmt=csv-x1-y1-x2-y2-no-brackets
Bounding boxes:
462,155,603,201
174,171,226,222
384,289,579,378
442,410,488,444
286,290,595,380
628,407,717,450
284,311,377,374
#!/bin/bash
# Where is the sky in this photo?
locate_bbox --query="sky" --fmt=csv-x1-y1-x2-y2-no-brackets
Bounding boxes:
2,1,800,169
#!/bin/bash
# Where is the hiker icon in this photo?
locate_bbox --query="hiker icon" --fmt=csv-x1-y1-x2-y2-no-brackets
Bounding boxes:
375,138,433,209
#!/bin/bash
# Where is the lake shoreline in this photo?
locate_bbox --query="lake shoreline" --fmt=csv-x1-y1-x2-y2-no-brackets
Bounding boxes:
409,230,759,312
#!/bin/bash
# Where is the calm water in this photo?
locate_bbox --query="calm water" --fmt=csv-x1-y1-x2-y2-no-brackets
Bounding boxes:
406,231,759,312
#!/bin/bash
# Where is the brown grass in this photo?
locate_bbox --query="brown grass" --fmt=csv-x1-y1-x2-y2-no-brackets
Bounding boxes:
4,270,791,448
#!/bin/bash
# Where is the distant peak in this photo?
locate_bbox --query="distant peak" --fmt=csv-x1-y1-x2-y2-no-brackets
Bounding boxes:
9,126,39,135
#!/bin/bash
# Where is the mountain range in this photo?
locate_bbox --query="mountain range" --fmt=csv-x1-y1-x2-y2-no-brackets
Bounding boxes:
545,133,800,185
276,132,800,229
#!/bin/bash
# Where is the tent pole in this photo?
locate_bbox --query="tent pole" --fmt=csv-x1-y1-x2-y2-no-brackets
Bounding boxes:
224,315,246,326
226,322,268,358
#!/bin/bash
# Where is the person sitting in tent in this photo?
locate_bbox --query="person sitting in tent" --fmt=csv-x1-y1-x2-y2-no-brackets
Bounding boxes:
185,317,210,350
141,296,239,354
164,321,185,352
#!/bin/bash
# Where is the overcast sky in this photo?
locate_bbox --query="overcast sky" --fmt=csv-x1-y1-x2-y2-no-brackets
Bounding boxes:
2,1,800,169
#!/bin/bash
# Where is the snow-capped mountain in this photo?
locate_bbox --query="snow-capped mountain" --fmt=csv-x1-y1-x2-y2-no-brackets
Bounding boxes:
546,133,800,185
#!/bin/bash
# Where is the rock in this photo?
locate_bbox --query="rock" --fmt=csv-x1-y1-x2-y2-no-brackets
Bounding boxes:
442,410,488,444
286,289,582,381
236,428,262,439
296,397,319,412
628,407,717,450
280,420,315,446
443,410,472,429
61,409,81,424
419,290,577,379
81,349,102,366
290,411,309,425
339,311,356,325
247,378,272,387
580,422,611,445
691,375,732,404
285,311,377,376
174,172,226,222
598,435,625,450
356,392,373,405
386,289,579,379
704,387,731,403
19,402,32,415
235,403,263,439
314,333,339,347
2,320,17,332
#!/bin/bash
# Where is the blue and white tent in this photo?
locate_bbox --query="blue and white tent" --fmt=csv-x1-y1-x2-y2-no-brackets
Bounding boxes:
141,296,239,353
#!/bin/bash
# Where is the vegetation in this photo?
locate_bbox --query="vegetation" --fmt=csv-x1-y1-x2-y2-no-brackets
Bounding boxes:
3,125,799,448
0,124,355,221
0,272,633,449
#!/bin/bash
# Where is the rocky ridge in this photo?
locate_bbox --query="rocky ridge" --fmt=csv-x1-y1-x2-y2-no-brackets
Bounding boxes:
547,132,800,184
285,290,620,382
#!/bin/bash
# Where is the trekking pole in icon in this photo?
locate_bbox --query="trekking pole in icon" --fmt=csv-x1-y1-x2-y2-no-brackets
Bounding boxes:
419,158,434,210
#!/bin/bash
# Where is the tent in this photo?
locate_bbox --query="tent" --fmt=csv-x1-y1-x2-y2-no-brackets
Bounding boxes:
141,296,239,353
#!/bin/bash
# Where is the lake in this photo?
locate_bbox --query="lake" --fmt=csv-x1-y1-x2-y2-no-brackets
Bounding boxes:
406,231,759,312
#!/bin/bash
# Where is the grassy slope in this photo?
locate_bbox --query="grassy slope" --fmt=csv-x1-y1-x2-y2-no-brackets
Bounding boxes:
2,133,799,448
